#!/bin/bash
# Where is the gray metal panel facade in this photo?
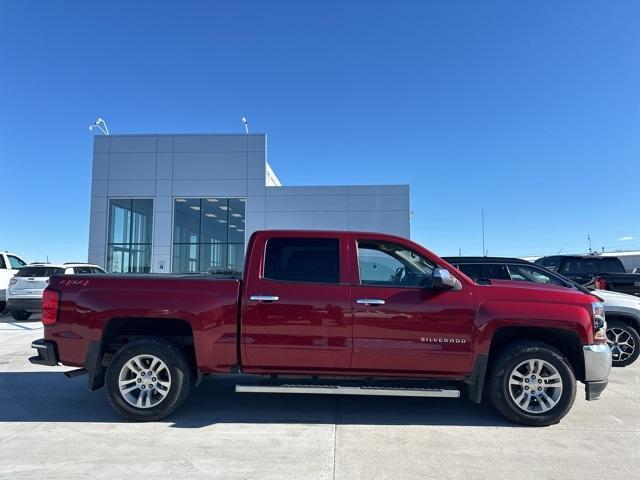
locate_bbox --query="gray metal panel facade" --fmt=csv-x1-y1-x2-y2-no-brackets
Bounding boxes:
89,134,410,272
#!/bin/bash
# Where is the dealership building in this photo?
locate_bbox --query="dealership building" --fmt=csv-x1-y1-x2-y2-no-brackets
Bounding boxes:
88,133,410,273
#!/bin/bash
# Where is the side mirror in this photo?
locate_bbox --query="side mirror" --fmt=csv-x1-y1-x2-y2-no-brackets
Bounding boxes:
432,268,462,291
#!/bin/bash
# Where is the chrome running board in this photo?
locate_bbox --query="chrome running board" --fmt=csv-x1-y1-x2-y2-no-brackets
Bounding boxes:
235,384,460,398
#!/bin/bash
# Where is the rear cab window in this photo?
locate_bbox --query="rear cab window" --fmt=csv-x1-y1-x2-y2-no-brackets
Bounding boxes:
264,237,340,283
74,266,94,274
16,267,65,277
560,259,599,275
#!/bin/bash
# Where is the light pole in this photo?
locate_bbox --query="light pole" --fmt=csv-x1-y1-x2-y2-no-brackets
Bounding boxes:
241,116,249,134
89,117,110,135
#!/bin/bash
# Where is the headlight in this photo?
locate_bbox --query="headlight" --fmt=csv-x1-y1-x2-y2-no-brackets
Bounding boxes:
9,278,17,286
591,302,607,342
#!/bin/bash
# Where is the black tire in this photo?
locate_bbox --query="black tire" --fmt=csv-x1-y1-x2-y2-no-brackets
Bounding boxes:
487,341,577,427
607,320,640,367
11,310,32,321
106,338,194,421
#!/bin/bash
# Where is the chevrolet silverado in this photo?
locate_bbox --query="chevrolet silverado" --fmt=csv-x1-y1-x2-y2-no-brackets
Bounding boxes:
29,231,612,426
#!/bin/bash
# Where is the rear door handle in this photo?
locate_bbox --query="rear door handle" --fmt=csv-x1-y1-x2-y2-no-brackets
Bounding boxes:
250,295,280,302
356,298,386,305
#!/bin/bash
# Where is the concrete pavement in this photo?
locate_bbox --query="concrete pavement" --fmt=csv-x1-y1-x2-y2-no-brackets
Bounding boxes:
1,313,638,479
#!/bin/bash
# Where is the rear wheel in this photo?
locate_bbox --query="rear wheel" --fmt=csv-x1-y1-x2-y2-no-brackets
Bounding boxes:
488,341,576,426
607,320,640,367
11,310,32,321
106,338,194,421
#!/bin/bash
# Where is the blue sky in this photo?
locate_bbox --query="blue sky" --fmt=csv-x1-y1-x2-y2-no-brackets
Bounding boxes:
1,1,639,262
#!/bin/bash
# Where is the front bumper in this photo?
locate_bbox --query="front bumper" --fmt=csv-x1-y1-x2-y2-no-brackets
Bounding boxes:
7,297,41,313
29,339,59,366
583,343,612,401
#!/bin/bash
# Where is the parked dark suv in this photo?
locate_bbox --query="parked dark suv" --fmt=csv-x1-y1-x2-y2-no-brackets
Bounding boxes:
445,256,640,367
535,255,640,297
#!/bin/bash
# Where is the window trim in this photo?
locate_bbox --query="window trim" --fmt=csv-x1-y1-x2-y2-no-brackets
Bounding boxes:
261,236,342,285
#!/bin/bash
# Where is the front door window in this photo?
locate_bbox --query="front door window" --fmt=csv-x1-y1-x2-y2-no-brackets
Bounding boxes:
358,241,434,287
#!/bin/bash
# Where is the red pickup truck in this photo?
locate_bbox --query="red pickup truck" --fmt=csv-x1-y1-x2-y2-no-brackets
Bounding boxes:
29,230,612,426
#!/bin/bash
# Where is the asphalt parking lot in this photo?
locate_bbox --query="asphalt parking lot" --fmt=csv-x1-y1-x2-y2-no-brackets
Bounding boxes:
1,313,638,480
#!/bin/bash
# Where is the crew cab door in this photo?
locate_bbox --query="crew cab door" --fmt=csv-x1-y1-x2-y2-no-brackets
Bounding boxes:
241,233,352,371
348,235,475,375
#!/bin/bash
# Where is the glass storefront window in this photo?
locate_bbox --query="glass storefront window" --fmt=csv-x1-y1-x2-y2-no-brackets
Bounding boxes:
107,199,153,273
172,198,245,273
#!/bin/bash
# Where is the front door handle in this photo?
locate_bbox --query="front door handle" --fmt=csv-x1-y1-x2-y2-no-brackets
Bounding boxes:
356,298,386,305
250,295,280,302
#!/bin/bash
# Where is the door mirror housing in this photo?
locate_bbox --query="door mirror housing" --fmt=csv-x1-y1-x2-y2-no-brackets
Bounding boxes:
432,268,462,291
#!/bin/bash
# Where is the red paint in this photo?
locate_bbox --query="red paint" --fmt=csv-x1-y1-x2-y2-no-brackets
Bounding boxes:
43,230,600,378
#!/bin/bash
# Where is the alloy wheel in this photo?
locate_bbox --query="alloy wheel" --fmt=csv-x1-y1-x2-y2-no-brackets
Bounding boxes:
607,327,637,363
118,354,172,409
508,359,563,414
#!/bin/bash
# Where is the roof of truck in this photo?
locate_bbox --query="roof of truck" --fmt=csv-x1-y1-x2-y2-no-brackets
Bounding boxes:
443,256,532,264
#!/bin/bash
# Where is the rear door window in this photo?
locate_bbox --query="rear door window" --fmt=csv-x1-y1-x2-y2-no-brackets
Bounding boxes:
506,264,567,286
91,267,107,274
16,267,65,277
264,237,340,283
74,266,93,274
601,258,625,273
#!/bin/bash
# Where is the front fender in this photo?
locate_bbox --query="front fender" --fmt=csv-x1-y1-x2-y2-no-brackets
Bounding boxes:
473,300,593,353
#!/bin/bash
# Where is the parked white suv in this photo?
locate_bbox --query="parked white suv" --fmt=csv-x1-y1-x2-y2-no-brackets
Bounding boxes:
7,263,106,320
0,252,28,311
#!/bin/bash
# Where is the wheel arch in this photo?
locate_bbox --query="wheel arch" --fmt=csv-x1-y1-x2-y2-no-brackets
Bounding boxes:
86,317,196,391
466,325,584,403
488,326,584,381
605,312,640,332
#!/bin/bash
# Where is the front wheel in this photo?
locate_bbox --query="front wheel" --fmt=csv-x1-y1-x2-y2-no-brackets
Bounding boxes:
106,339,194,421
487,341,577,426
607,320,640,367
11,310,32,321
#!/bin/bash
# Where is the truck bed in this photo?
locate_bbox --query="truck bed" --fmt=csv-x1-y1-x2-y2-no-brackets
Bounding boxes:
47,274,242,372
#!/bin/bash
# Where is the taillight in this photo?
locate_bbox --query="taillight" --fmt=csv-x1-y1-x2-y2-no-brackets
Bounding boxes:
42,289,59,326
594,277,608,290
